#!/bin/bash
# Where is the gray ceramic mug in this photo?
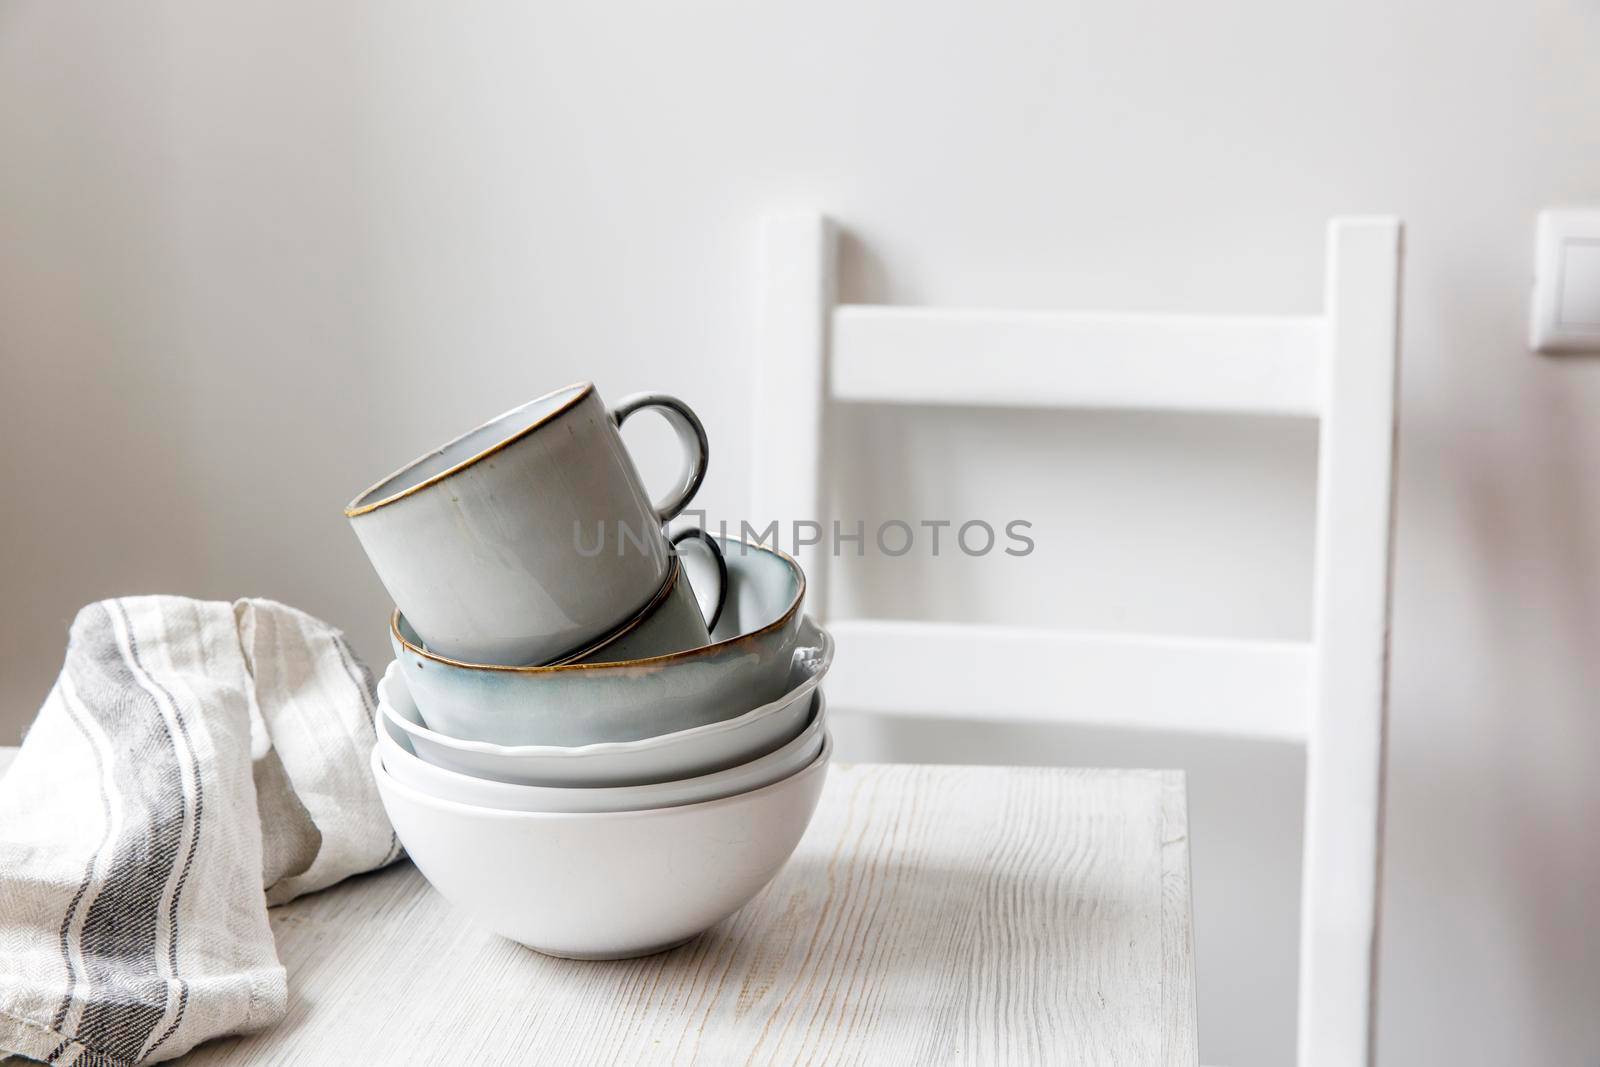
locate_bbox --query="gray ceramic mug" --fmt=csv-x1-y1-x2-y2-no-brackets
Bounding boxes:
346,381,711,666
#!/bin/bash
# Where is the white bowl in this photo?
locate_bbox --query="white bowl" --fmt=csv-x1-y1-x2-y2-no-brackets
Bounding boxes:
378,691,826,812
371,735,830,959
376,623,832,787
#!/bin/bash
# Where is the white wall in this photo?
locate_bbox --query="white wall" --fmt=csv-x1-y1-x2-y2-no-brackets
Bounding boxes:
3,2,1598,1063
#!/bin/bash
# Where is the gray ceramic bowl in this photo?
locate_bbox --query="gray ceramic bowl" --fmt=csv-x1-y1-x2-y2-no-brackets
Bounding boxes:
390,537,806,746
379,625,831,787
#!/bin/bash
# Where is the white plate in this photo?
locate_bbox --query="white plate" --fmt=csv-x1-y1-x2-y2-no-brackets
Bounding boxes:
371,734,830,960
379,692,826,812
376,625,832,787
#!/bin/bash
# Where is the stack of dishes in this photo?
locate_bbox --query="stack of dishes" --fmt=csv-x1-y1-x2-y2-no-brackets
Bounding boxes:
346,383,831,960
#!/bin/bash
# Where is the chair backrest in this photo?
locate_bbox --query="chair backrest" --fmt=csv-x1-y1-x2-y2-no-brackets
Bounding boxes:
751,214,1402,1067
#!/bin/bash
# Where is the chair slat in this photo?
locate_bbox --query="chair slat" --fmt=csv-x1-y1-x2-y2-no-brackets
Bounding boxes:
755,213,1402,1066
753,213,836,616
1297,217,1402,1067
826,619,1312,742
832,306,1326,416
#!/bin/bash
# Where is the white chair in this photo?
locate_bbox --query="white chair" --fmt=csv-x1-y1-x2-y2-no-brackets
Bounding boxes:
751,213,1402,1067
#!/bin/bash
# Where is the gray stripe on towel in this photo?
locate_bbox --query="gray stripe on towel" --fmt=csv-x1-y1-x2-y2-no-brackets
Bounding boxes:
50,674,118,1032
62,601,194,1062
122,599,204,1062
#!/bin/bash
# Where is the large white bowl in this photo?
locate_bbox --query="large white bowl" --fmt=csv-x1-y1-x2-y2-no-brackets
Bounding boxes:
376,622,832,787
378,691,826,812
371,736,830,959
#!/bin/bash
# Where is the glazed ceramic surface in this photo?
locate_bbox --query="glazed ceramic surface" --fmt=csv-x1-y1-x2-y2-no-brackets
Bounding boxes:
346,382,710,666
378,692,826,812
565,553,717,665
371,736,830,959
377,619,831,786
391,537,808,746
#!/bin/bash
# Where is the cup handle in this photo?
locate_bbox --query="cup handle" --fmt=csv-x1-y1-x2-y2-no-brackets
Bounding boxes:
610,393,710,523
670,528,729,633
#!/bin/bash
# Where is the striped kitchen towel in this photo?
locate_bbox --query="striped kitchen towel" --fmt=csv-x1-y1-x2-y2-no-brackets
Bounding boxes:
0,597,401,1065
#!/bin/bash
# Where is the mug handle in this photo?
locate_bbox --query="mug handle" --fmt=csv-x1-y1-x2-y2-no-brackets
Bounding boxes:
670,528,729,633
610,393,710,523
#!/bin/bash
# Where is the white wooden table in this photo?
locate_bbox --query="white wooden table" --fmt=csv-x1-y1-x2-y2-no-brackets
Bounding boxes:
0,754,1197,1064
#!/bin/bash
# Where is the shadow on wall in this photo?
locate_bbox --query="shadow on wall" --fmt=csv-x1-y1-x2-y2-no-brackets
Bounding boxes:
1455,360,1600,1065
832,714,1305,1067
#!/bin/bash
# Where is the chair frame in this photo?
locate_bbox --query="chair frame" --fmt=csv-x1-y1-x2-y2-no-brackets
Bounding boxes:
751,213,1402,1067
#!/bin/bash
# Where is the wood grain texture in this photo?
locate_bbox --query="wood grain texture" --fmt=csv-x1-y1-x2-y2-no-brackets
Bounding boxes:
144,762,1196,1065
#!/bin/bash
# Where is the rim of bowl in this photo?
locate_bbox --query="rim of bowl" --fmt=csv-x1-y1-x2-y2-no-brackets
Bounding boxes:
370,730,832,822
376,624,832,758
380,691,827,803
389,534,806,674
345,381,594,517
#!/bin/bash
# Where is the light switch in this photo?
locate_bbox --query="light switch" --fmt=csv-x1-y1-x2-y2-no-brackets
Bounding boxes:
1559,241,1600,327
1532,209,1600,353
